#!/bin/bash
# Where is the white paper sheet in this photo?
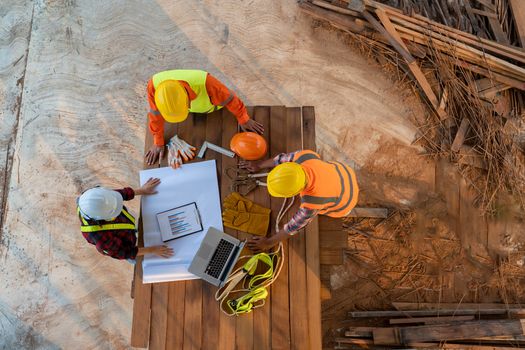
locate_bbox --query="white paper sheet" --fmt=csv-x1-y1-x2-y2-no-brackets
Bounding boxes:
139,160,223,283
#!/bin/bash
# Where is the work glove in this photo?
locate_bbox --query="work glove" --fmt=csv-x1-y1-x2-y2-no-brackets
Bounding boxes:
167,135,196,169
223,192,270,216
222,201,270,236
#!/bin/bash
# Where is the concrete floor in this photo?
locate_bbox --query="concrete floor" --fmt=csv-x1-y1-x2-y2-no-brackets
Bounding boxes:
0,0,425,348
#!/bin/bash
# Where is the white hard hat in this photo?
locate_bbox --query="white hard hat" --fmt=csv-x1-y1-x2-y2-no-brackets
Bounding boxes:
77,187,123,220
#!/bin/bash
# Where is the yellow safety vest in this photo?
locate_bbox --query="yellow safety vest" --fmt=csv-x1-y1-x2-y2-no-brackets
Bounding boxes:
152,69,229,114
77,207,136,232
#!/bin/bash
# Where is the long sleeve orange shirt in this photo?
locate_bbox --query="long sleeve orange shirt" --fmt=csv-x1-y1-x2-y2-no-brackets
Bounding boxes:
147,73,250,146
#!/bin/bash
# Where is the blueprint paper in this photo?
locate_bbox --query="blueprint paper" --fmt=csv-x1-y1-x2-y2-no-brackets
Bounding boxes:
139,160,223,283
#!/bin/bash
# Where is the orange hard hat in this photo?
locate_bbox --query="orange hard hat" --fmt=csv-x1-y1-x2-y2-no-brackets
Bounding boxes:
230,132,268,160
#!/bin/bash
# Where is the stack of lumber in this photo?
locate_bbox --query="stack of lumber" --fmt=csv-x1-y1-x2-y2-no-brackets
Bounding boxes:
300,0,525,94
335,302,525,349
300,0,525,215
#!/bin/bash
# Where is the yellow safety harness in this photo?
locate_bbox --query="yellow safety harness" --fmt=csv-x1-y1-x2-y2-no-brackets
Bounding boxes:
77,207,136,232
215,243,283,316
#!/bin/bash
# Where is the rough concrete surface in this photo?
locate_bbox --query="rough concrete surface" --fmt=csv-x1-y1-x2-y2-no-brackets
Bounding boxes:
0,0,426,348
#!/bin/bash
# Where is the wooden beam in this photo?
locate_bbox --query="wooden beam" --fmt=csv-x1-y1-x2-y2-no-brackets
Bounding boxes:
269,106,291,350
130,256,151,348
349,309,525,317
393,302,525,311
451,118,470,152
509,0,525,47
302,106,322,350
299,2,366,34
287,107,310,350
347,207,389,218
373,320,525,345
320,248,344,265
389,315,474,325
381,4,525,63
375,8,448,120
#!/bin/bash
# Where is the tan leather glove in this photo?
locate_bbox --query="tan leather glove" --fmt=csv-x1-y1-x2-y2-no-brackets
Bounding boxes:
223,192,270,216
222,201,269,236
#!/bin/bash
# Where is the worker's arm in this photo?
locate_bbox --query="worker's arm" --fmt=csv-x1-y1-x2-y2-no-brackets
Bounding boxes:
145,79,166,164
206,74,264,134
114,187,135,201
137,245,174,258
247,207,318,252
132,177,160,196
94,232,140,260
239,151,298,172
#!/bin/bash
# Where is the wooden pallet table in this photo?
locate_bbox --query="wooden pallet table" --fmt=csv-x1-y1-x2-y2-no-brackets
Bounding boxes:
130,106,322,350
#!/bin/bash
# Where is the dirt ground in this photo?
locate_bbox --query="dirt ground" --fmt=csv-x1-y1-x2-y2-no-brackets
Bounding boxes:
0,0,437,349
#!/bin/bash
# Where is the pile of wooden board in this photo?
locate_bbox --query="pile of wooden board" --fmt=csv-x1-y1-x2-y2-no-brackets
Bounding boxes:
336,303,525,349
300,0,525,215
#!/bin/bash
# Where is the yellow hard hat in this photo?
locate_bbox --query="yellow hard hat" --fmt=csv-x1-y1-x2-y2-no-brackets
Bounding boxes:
267,162,306,198
154,80,189,123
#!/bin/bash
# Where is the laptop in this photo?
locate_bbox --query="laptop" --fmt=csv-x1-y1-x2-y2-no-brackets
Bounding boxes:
188,227,245,287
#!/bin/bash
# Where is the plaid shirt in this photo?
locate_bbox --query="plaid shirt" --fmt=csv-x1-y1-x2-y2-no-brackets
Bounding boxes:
79,187,139,260
273,152,319,235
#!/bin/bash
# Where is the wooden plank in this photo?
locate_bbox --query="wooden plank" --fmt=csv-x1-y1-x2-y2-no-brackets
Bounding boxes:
217,109,238,350
375,8,448,121
252,106,272,350
182,280,203,350
269,106,291,350
287,107,310,350
381,4,525,62
509,0,525,47
130,254,151,348
347,207,388,218
299,2,367,34
320,248,344,265
451,118,470,152
411,343,525,350
235,106,256,350
384,320,525,345
149,283,169,350
178,114,203,350
345,327,374,338
302,106,322,350
373,328,401,345
393,302,525,311
318,216,343,231
166,282,186,350
201,111,223,350
389,315,474,325
350,309,525,317
391,23,525,81
319,230,348,248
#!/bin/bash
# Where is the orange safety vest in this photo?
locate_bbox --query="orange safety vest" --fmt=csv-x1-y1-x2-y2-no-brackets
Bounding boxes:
294,150,359,218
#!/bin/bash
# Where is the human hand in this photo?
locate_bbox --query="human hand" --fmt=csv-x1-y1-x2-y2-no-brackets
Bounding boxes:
247,236,276,253
151,245,174,258
145,145,164,165
136,177,160,195
238,160,262,173
240,119,264,134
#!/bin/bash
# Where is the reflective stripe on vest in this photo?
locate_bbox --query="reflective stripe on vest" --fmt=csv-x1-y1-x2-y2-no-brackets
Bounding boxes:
151,69,222,114
78,207,136,232
294,150,358,218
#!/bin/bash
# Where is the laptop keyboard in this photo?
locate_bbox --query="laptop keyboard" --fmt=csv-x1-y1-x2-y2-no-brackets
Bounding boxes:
205,239,234,279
